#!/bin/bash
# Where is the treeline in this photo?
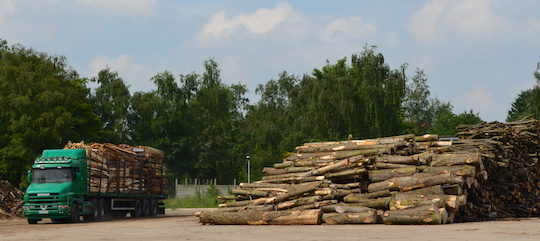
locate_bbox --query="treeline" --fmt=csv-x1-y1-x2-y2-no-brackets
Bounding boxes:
507,63,540,121
1,40,486,187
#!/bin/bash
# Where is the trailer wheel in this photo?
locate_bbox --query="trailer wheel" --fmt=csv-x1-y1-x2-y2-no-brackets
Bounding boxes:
150,199,157,216
142,199,151,217
27,219,39,224
130,200,142,218
98,198,105,220
69,202,80,223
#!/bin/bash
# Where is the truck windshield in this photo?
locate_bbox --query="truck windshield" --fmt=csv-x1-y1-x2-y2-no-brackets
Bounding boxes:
33,168,73,183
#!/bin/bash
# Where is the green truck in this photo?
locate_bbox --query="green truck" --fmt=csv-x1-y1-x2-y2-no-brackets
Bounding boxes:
22,148,167,224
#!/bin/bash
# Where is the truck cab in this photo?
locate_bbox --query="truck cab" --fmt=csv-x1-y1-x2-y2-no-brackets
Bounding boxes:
23,149,91,224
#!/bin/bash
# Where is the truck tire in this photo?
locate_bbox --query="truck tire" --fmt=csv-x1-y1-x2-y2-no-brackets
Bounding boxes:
130,200,142,218
102,198,112,220
83,199,99,221
98,198,105,220
150,199,157,216
27,219,39,224
142,199,150,217
69,203,80,223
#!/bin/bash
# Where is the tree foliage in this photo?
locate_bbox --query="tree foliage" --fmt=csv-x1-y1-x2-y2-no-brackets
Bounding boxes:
1,40,492,185
0,40,101,186
507,63,540,121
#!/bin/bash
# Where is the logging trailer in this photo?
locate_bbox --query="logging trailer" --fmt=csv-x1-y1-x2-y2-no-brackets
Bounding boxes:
22,148,167,224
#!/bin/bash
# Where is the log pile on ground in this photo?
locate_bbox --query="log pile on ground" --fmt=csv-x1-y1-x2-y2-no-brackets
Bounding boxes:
0,180,23,219
64,142,168,195
198,118,539,225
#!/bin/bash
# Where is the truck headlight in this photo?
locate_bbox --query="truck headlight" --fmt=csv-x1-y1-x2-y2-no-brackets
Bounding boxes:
58,205,69,210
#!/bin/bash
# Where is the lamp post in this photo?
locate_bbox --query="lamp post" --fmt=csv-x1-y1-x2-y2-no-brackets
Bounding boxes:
246,155,251,183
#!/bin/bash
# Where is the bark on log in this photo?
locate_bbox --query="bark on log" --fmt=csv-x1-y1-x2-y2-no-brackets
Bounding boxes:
375,155,418,165
430,153,480,166
276,196,322,210
344,189,394,201
374,163,418,169
323,210,378,224
368,167,418,182
325,168,367,179
342,196,391,209
422,165,476,177
367,172,463,193
415,134,439,142
199,209,322,225
290,200,336,210
269,182,321,204
389,193,467,210
382,205,444,225
230,189,268,197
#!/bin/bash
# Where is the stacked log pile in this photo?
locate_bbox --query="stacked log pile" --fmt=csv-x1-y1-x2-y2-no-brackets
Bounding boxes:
198,118,539,225
65,142,168,195
0,180,23,219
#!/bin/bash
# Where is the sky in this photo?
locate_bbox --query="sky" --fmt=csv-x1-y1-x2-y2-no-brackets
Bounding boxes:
1,0,539,121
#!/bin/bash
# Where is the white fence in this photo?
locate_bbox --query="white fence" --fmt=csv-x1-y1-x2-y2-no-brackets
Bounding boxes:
174,178,238,199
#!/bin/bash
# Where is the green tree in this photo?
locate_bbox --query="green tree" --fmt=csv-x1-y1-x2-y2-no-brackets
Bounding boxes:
506,63,540,121
428,100,482,135
506,89,532,122
91,68,131,143
0,40,101,186
403,68,432,134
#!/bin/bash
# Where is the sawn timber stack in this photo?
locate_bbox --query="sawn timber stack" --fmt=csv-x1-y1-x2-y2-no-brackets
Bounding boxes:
198,118,539,225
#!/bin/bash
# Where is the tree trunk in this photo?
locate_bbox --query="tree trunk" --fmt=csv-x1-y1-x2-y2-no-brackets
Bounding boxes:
422,165,476,177
367,172,462,193
430,153,480,166
368,167,418,182
344,189,394,201
375,155,418,164
342,196,391,209
323,210,378,224
382,205,444,225
199,209,322,225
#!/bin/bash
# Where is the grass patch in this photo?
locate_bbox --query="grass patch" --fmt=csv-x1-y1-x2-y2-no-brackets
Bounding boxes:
164,185,220,209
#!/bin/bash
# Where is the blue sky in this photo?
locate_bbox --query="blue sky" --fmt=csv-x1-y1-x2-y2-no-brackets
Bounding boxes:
1,0,539,121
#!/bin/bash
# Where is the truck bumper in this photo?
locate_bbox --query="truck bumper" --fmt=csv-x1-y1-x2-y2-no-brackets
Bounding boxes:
23,209,70,219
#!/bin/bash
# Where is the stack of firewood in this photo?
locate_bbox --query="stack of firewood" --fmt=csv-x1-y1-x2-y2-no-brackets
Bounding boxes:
198,118,539,225
65,142,168,195
0,180,23,219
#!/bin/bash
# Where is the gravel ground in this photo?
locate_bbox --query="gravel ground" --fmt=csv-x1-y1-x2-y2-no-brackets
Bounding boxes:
0,209,539,241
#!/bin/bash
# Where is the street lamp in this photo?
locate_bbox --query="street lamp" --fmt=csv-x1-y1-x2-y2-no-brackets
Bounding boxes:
246,155,251,183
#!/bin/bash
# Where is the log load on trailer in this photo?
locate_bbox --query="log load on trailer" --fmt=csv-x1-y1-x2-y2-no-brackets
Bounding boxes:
22,142,168,224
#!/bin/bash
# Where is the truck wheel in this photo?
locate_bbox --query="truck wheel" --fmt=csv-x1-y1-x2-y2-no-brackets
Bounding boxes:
101,198,112,220
150,200,157,216
27,219,39,224
69,203,80,223
142,199,150,217
130,200,142,218
97,198,105,220
83,199,99,221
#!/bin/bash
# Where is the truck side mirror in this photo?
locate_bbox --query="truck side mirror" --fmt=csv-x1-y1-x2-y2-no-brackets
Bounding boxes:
27,170,32,184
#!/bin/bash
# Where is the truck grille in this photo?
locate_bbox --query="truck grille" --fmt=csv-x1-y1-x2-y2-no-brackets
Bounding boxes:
28,193,59,204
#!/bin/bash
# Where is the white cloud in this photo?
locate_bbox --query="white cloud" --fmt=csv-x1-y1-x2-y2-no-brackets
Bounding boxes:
457,85,496,115
0,0,15,27
77,0,157,15
409,0,448,42
320,17,376,43
199,2,303,40
90,54,153,91
409,0,502,43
